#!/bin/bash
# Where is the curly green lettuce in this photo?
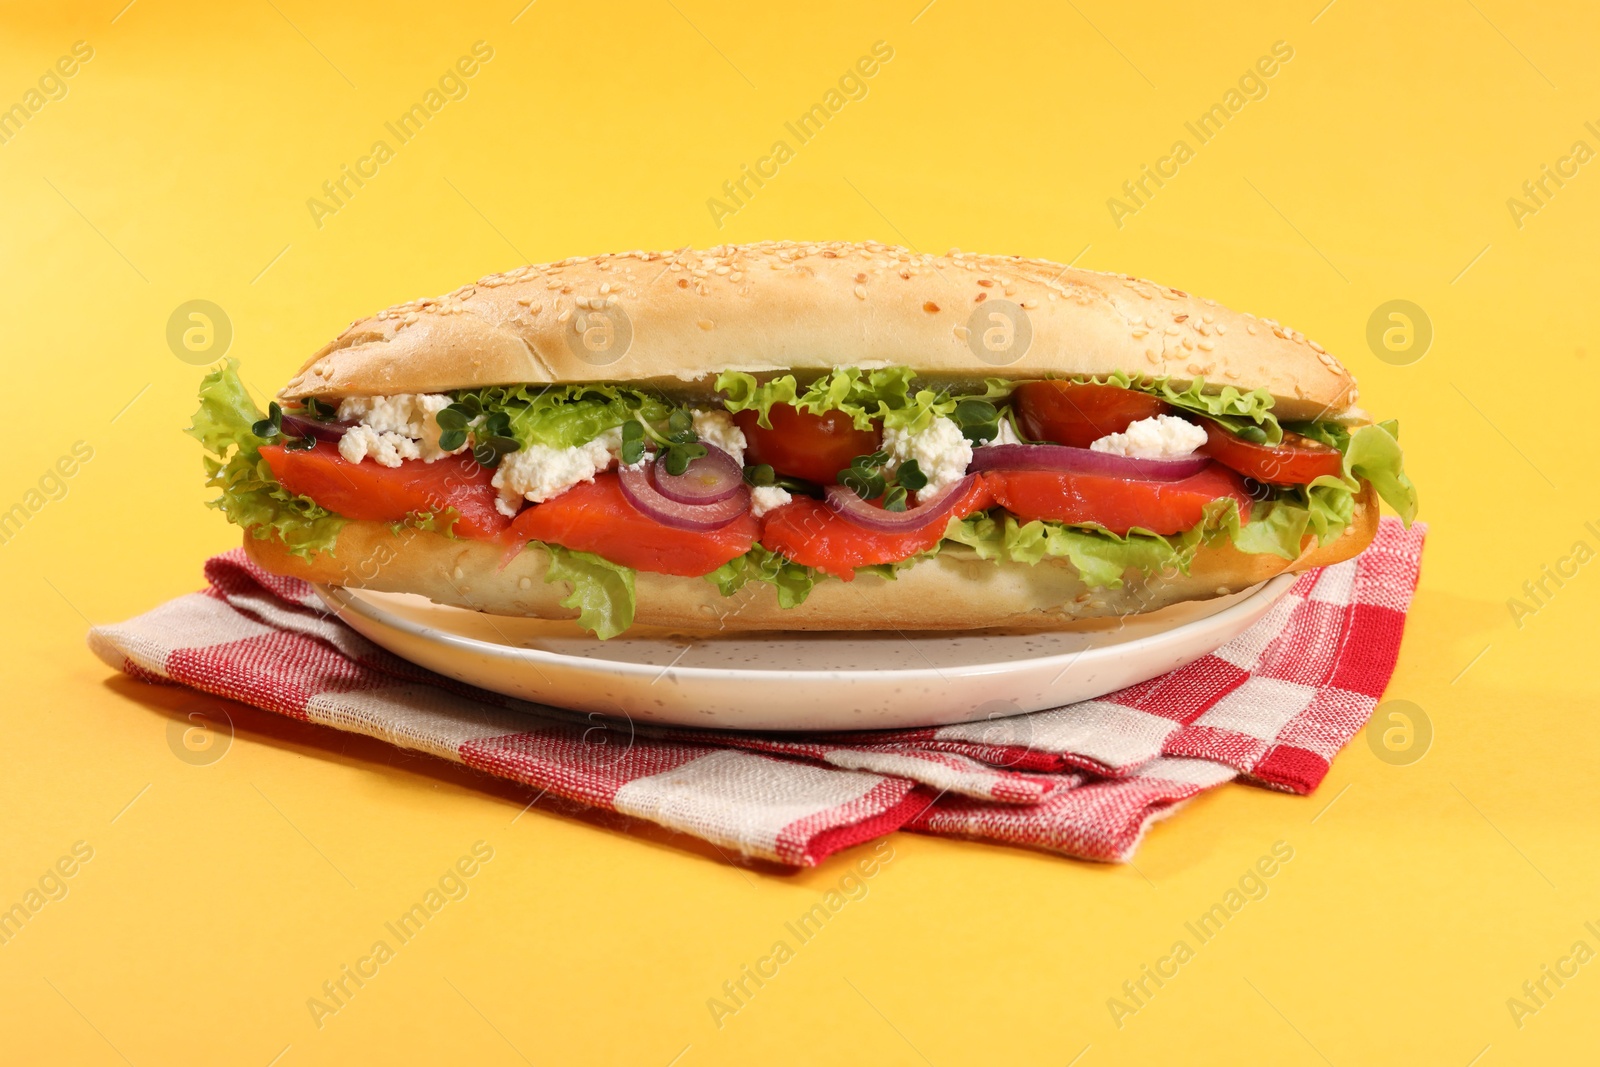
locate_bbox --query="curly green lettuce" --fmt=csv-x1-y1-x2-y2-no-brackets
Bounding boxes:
716,366,1009,435
455,383,678,451
537,544,636,640
187,360,346,558
944,511,1207,590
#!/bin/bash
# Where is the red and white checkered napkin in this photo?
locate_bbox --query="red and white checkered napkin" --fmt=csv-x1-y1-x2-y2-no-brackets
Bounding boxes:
88,519,1424,867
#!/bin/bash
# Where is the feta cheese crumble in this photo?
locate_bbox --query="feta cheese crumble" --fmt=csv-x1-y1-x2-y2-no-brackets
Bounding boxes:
491,427,625,517
749,485,792,517
691,408,746,466
1088,415,1207,459
335,393,465,467
882,415,973,495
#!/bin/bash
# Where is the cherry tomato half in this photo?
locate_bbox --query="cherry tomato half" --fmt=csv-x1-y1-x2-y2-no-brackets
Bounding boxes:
1201,422,1344,485
733,404,881,484
1012,381,1172,448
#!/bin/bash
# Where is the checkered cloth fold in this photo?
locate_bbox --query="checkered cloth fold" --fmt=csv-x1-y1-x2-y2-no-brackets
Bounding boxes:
88,519,1424,866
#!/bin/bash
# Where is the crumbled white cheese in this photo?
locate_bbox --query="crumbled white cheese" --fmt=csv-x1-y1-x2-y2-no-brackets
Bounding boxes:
338,425,422,467
491,427,624,517
1089,415,1207,459
992,417,1024,446
335,393,465,465
749,485,792,517
882,415,973,495
692,408,746,467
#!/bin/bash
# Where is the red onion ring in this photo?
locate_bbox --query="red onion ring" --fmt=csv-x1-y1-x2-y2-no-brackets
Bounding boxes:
650,445,744,505
822,475,976,534
282,413,353,443
620,462,750,530
970,443,1208,482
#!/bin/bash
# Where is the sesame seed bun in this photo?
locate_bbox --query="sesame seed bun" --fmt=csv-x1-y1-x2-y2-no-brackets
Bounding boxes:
280,241,1356,421
243,486,1376,632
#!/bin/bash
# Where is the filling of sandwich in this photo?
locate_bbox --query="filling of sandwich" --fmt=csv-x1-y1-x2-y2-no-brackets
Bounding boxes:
192,363,1416,638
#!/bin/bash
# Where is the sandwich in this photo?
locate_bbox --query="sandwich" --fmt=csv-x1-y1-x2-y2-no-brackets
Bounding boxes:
189,241,1416,639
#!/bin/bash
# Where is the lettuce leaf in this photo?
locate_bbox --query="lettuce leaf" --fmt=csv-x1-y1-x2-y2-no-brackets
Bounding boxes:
540,543,636,639
187,360,346,558
705,544,816,608
716,367,1001,434
458,383,677,451
944,511,1205,589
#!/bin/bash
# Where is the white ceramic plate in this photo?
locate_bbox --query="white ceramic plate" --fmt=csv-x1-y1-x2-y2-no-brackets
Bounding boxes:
313,574,1296,732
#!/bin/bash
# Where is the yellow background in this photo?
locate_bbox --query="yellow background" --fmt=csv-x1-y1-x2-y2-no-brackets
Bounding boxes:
2,0,1597,1062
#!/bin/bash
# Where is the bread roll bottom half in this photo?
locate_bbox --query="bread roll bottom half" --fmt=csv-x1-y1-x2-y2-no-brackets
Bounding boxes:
245,486,1376,633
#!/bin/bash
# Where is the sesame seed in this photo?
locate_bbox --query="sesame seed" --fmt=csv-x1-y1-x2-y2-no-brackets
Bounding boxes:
1132,329,1148,339
923,301,940,313
1186,362,1203,374
557,309,572,323
1198,340,1215,351
697,319,714,330
1309,339,1326,353
1246,323,1258,335
853,285,867,299
1215,323,1227,335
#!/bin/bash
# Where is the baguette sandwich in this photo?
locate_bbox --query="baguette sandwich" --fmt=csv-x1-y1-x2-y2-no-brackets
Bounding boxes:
190,241,1417,638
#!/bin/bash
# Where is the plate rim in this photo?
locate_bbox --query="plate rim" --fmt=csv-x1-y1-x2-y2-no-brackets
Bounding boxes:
313,572,1298,684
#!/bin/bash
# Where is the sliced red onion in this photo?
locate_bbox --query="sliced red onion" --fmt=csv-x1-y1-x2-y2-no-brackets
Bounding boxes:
282,413,353,443
822,475,976,534
620,462,750,530
970,443,1209,482
650,445,743,505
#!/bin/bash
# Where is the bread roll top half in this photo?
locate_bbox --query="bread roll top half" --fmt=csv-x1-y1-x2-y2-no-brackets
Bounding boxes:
280,241,1356,422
